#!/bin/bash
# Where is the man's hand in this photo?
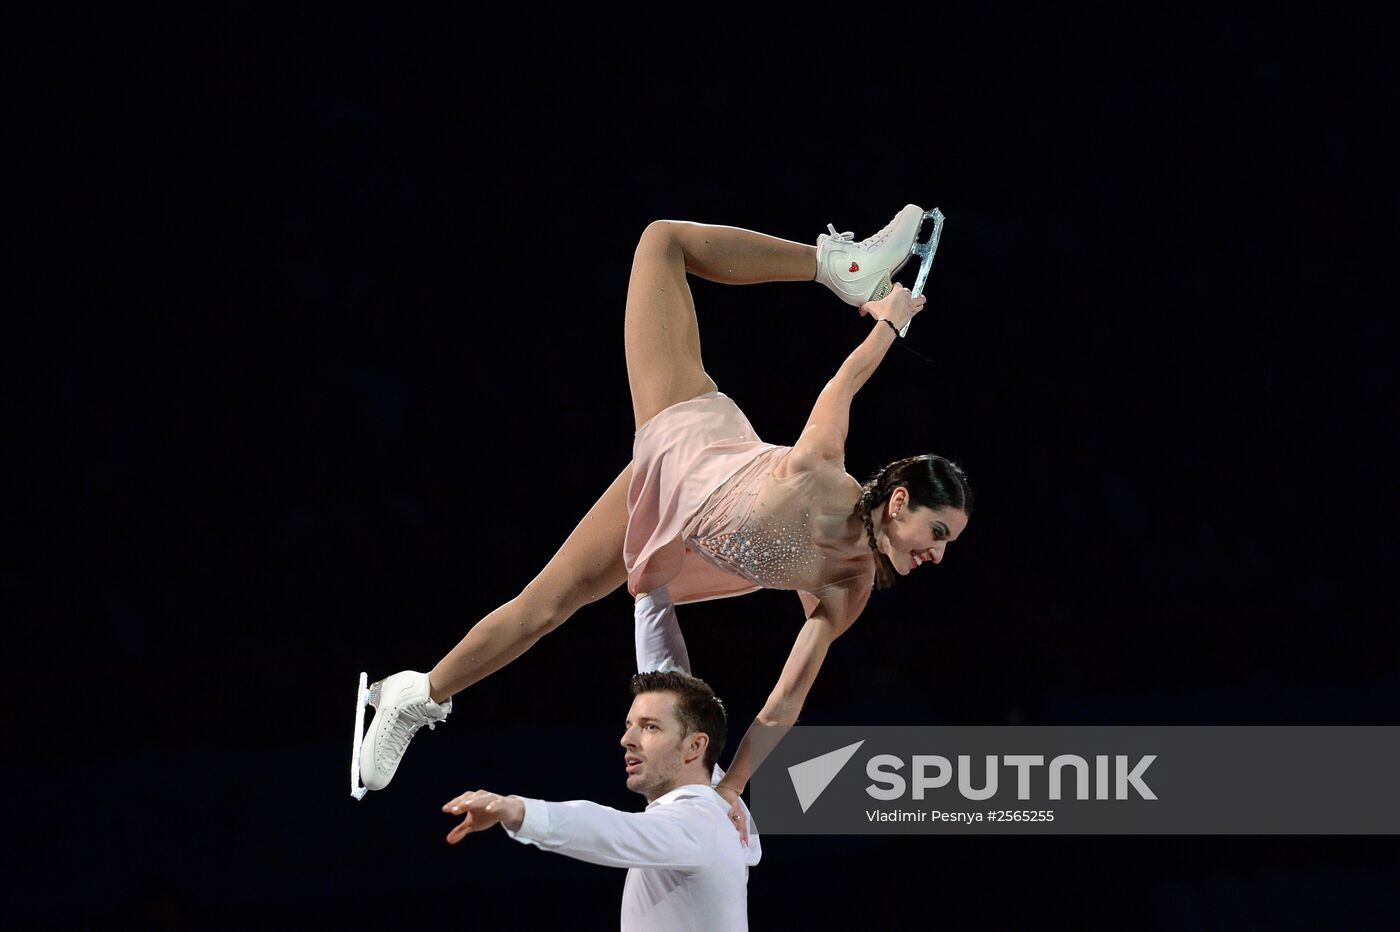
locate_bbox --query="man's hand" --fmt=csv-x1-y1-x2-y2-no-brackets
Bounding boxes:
441,789,525,843
715,784,749,847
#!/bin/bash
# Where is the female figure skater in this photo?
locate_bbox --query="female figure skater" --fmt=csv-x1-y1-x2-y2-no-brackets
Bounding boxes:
353,204,972,807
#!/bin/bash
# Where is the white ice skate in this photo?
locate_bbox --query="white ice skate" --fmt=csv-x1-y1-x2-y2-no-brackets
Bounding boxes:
350,669,451,799
815,204,946,333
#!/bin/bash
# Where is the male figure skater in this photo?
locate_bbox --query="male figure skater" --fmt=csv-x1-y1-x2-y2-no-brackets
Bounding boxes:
441,588,760,931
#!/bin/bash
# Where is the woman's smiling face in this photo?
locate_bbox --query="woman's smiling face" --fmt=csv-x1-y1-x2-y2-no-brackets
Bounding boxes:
877,490,968,574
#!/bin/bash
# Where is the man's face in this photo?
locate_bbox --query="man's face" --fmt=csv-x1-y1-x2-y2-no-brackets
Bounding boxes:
620,691,699,801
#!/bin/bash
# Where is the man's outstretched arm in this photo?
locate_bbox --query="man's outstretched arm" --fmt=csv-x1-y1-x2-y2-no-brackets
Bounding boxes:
442,789,715,871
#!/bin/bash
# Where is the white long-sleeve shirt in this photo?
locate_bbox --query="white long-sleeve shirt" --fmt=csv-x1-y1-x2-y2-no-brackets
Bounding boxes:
504,783,761,931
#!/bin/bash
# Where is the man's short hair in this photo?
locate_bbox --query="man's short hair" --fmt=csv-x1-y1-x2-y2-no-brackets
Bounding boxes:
629,671,727,770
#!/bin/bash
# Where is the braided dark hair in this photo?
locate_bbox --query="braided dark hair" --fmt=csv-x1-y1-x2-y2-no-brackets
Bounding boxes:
855,455,973,589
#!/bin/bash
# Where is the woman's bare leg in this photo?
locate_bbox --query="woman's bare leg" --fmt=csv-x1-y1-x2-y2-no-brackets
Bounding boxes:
626,220,817,428
427,463,632,702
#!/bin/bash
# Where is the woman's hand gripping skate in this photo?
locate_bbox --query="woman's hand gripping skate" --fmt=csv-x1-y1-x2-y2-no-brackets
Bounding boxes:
442,789,526,842
859,283,927,335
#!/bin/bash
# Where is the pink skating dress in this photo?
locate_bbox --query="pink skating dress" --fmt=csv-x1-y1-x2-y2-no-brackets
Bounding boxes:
625,391,872,606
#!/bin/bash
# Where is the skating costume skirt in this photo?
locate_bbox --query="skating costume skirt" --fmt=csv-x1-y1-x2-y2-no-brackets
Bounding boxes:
625,391,782,604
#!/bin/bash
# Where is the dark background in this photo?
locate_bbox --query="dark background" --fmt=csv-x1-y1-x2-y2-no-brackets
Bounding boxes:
9,9,1397,930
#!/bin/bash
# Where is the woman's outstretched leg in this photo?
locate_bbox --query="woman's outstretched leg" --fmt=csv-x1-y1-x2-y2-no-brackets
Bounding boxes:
427,463,633,700
357,463,631,793
625,220,817,429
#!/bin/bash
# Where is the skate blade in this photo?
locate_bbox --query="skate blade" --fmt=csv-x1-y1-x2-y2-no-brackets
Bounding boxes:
350,671,369,800
908,208,945,300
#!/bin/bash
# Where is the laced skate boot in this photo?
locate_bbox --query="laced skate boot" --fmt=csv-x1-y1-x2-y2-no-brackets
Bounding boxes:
815,203,928,307
351,670,451,797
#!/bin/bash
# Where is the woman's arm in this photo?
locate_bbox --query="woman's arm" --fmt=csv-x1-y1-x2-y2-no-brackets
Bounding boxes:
716,581,868,799
790,285,926,466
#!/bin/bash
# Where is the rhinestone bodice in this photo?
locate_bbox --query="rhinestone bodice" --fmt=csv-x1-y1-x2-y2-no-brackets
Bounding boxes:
692,509,819,589
684,447,867,593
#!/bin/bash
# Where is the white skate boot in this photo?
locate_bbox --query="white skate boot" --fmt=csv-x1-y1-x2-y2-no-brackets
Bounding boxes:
815,204,945,310
350,670,451,798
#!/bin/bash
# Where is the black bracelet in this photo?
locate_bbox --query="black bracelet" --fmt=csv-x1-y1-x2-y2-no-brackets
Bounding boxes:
880,318,901,338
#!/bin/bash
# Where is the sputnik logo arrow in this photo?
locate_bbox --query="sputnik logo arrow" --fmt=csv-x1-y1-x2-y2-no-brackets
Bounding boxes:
788,740,866,813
